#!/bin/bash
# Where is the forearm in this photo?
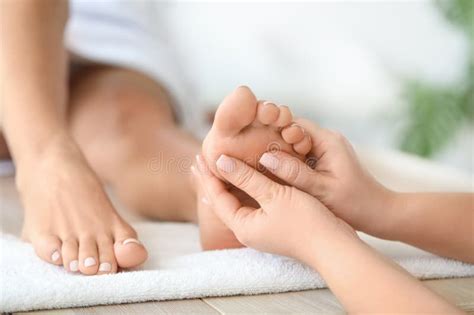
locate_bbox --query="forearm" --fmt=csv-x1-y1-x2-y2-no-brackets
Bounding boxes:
304,229,461,313
380,192,474,263
1,0,69,165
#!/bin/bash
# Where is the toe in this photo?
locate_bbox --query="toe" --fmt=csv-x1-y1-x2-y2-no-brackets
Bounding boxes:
61,238,79,272
274,105,293,128
114,223,148,268
32,234,63,266
257,101,279,125
114,224,148,269
78,236,99,275
212,86,258,136
96,236,117,274
282,125,305,144
293,135,312,156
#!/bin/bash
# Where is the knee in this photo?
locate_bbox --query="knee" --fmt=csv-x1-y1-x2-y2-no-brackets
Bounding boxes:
70,67,175,138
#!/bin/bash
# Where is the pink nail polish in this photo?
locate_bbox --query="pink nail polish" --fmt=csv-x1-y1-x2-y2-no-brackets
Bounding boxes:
259,153,279,170
195,155,207,174
216,155,235,173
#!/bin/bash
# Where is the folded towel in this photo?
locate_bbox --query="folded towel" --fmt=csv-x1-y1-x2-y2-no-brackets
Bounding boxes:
2,222,473,313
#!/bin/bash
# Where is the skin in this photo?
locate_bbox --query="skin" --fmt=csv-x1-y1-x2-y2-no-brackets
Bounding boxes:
0,0,149,274
199,86,312,249
261,118,474,263
192,154,463,313
0,0,309,272
0,0,202,274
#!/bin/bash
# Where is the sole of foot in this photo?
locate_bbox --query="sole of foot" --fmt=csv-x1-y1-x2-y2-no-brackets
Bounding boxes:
197,86,312,250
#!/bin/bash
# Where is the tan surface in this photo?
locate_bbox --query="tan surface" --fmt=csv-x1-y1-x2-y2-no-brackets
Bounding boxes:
2,148,473,314
13,278,474,314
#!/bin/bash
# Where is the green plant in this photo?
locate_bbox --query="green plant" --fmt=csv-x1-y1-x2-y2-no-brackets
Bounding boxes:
399,0,473,157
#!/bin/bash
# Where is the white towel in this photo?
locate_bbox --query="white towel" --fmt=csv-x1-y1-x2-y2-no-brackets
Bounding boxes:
2,221,473,313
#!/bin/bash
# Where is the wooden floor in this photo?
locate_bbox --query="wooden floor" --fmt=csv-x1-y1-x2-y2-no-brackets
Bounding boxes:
13,277,474,314
2,147,474,314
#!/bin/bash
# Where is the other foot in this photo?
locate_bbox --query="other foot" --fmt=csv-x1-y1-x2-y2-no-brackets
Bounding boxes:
19,139,147,275
198,86,312,250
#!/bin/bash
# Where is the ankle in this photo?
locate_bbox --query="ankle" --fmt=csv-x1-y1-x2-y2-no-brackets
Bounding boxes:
15,133,86,191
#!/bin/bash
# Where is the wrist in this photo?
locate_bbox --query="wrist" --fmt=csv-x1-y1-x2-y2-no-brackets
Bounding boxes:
297,216,361,267
365,188,404,240
302,221,363,269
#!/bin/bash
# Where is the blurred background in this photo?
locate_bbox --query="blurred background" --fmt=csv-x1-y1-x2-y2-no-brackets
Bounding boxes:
70,0,473,174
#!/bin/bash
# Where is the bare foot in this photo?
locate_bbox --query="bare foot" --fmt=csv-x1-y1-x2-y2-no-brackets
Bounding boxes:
18,137,147,275
199,86,312,250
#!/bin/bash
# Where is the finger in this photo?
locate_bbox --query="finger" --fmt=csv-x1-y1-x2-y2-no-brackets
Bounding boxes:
192,156,255,231
215,154,283,207
194,154,213,205
258,151,326,197
293,118,334,159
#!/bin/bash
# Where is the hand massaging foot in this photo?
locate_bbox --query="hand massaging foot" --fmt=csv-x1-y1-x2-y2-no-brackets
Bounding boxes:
198,86,313,250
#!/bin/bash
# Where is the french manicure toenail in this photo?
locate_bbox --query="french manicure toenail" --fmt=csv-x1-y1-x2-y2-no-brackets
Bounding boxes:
123,238,141,245
216,155,235,173
69,260,79,272
84,257,96,267
99,262,112,272
259,153,279,171
51,250,60,262
263,101,274,106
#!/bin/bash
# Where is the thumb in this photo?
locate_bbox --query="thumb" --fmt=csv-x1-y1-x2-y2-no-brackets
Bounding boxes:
259,151,326,198
215,154,283,207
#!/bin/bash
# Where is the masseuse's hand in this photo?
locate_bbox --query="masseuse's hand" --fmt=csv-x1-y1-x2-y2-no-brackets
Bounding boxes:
192,154,460,314
192,154,357,263
259,118,393,235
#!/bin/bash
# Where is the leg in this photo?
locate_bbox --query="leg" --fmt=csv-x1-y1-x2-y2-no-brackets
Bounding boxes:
68,65,199,222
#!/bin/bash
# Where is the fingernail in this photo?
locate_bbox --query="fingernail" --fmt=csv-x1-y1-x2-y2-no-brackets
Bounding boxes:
123,238,141,245
216,154,235,173
69,260,79,272
51,250,60,262
195,154,207,174
202,196,210,205
190,165,198,177
84,257,96,268
259,152,279,170
99,262,112,272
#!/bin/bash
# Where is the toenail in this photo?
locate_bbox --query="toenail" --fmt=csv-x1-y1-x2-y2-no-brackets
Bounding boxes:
263,101,275,106
51,250,61,262
84,257,96,267
290,123,305,133
123,238,141,245
99,262,112,272
259,153,279,171
216,155,235,173
69,260,79,272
